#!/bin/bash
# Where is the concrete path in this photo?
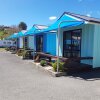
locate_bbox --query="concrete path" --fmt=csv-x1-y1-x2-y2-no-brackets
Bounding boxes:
0,51,100,100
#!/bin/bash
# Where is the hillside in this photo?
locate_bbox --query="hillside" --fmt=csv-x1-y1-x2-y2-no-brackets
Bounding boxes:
0,26,19,40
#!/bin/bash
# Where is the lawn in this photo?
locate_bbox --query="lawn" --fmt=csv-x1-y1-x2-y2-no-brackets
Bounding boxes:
0,47,6,51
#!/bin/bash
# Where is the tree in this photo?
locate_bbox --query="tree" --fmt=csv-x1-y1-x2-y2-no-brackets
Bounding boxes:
18,22,27,31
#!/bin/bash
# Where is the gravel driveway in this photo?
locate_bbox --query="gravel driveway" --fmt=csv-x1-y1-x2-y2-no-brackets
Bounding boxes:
0,51,100,100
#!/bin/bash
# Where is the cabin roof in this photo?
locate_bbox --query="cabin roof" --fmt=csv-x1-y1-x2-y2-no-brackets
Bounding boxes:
64,12,100,24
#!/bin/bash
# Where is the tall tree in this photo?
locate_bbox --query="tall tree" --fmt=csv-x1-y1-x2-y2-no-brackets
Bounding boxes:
18,22,27,31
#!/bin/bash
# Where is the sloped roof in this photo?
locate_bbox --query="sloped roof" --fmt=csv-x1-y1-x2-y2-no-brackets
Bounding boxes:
65,12,100,24
42,13,84,32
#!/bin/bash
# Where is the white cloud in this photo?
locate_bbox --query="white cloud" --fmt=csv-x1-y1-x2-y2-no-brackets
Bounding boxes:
86,14,91,17
49,16,57,21
86,11,93,17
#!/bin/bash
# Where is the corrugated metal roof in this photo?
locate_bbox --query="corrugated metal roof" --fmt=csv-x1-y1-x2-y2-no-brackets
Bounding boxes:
65,12,100,23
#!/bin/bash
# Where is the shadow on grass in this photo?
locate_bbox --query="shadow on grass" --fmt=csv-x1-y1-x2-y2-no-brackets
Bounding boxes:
66,68,100,81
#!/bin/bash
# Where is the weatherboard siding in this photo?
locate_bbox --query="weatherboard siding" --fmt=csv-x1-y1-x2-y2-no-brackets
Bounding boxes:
81,24,94,65
19,37,24,48
93,24,100,68
45,33,56,55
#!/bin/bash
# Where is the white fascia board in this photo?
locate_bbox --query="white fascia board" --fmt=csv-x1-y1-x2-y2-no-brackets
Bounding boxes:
65,14,89,24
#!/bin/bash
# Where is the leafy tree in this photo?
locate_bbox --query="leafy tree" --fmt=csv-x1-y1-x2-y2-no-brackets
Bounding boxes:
18,22,27,31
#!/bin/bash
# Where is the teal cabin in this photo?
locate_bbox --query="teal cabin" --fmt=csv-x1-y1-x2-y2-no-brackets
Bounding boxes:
44,12,100,68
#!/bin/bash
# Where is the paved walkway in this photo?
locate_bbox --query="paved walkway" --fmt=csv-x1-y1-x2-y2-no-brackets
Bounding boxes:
0,51,100,100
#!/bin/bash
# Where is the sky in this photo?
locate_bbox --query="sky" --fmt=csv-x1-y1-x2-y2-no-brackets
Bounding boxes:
0,0,100,29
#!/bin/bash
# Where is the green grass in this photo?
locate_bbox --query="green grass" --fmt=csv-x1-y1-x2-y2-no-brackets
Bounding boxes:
0,48,6,51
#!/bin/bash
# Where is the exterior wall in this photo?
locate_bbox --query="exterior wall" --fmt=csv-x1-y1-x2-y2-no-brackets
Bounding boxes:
34,35,36,51
93,24,100,68
34,33,56,55
56,24,94,65
81,24,94,65
28,36,34,50
19,37,23,48
45,33,56,55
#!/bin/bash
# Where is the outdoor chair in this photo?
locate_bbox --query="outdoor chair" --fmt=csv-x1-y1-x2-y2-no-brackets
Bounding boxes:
22,49,35,60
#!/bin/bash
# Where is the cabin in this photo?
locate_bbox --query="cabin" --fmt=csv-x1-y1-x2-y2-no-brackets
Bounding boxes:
25,25,56,55
47,12,100,68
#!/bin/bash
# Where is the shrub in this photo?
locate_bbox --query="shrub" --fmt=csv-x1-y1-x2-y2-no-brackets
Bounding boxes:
40,60,47,66
51,61,64,72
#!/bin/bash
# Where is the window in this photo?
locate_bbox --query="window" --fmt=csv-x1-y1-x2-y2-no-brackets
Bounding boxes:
7,42,11,44
63,29,82,58
3,42,6,44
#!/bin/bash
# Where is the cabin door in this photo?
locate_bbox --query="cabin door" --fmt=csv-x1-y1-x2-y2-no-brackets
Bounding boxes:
63,29,82,58
36,35,43,52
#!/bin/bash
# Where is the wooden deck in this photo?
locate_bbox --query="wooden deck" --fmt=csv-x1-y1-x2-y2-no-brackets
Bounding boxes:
34,52,93,73
35,52,93,62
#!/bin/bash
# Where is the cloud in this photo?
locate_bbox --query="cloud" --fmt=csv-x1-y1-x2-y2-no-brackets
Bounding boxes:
86,14,91,17
49,16,57,21
86,11,93,17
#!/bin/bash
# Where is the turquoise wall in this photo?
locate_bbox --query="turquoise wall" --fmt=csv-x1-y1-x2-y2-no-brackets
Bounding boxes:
81,24,94,65
34,33,56,55
46,33,56,55
93,24,100,68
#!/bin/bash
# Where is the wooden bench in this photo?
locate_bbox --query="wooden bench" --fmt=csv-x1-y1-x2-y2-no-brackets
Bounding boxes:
34,52,93,62
34,52,57,62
